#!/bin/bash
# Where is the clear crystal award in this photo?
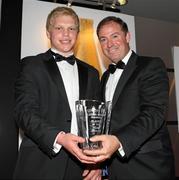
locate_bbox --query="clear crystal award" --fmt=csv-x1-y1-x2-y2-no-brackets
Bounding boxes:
75,100,112,149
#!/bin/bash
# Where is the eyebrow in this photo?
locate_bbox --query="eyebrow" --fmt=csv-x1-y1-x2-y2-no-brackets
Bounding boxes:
99,32,120,38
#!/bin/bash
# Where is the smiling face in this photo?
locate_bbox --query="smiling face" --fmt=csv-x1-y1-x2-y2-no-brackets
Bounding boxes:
98,21,130,64
46,14,79,56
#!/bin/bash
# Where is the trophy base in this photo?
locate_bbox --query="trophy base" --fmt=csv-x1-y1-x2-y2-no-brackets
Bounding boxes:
80,141,102,150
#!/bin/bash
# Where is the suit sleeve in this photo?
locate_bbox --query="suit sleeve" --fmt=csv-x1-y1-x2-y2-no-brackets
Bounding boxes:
14,59,60,157
116,58,169,157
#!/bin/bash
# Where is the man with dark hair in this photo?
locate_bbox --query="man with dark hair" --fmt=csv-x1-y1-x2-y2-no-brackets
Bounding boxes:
84,16,175,180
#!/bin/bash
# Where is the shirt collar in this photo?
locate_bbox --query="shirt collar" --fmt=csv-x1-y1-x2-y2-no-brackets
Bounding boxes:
121,49,132,65
51,48,74,57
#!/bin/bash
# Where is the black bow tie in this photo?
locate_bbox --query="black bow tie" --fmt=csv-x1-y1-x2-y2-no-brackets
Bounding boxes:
50,51,75,65
108,61,125,74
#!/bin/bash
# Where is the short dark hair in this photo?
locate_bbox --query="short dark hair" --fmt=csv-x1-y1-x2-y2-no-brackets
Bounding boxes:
97,16,128,36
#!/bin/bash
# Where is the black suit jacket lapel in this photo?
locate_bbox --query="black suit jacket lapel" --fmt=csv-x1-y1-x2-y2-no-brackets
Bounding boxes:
101,71,110,102
77,61,88,100
43,51,88,103
43,50,70,108
112,52,138,108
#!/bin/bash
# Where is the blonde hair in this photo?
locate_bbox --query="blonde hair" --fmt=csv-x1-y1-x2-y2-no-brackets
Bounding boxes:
46,6,80,32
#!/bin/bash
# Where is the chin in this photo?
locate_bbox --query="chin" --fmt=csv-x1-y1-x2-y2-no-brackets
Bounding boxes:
63,47,74,52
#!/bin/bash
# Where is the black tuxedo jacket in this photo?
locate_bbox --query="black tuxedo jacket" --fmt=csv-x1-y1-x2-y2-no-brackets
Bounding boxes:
101,51,175,180
13,49,100,179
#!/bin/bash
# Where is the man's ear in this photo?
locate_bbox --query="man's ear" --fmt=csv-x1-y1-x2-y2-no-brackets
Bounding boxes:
126,32,131,43
46,30,50,39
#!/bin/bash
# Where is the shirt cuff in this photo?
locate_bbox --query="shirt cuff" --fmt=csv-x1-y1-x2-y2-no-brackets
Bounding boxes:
118,143,125,157
53,131,65,153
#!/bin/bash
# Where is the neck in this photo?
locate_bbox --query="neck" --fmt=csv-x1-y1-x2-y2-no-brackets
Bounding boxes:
51,48,74,57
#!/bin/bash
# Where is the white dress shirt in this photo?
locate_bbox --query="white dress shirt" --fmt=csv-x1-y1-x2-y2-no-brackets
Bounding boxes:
105,50,132,157
57,61,79,135
51,49,79,153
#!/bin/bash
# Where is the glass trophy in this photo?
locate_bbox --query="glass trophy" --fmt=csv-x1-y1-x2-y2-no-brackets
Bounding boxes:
75,100,112,149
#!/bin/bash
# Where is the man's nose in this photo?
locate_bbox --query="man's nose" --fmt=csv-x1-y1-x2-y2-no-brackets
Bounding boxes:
63,28,70,36
107,39,113,48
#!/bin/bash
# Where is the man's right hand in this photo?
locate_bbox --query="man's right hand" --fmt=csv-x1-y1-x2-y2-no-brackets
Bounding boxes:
83,135,121,163
57,133,97,164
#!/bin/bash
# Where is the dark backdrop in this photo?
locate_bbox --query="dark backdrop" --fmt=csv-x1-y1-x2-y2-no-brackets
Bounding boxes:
0,0,22,178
